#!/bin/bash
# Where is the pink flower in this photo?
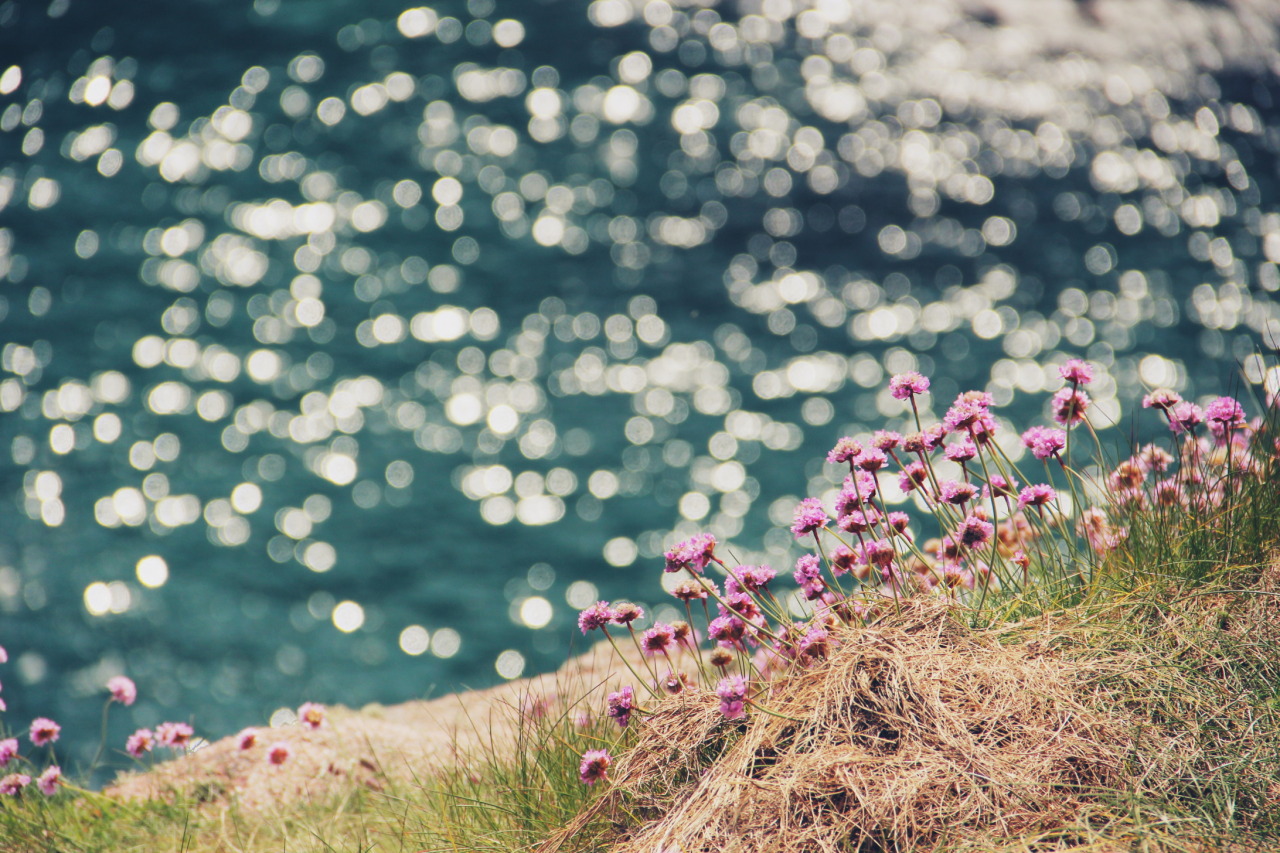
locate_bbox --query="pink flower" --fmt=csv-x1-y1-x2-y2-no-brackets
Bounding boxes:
872,430,903,451
1017,484,1056,509
155,722,193,750
838,508,880,534
1168,402,1204,433
938,480,978,505
835,472,878,514
707,615,746,646
983,475,1018,499
943,400,985,432
1059,359,1094,385
29,718,60,747
798,626,830,660
887,512,912,536
663,533,717,573
578,749,612,785
606,686,635,728
0,739,17,768
730,565,776,592
236,728,259,750
1022,426,1066,460
1142,388,1182,410
715,674,749,719
793,555,821,585
956,514,995,549
854,448,887,471
864,539,895,567
0,773,30,796
790,498,829,539
827,437,862,464
1051,388,1091,426
669,580,709,601
640,624,675,657
944,441,977,463
125,728,155,758
898,461,928,492
297,702,326,730
611,602,644,625
267,742,291,765
577,601,616,634
107,675,137,706
1205,396,1246,437
36,765,60,796
889,372,930,400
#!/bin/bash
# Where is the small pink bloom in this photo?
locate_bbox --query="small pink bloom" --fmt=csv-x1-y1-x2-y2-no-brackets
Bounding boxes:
1051,388,1091,426
1059,359,1094,385
790,497,829,538
1142,388,1182,410
578,748,612,785
36,765,61,796
1169,402,1204,433
577,601,616,634
267,742,291,765
827,436,862,464
1022,426,1066,460
1017,484,1056,509
610,602,644,625
872,430,902,451
107,675,137,706
938,480,978,505
663,533,717,573
0,773,30,796
606,686,635,728
854,448,887,471
888,372,930,400
640,624,675,657
297,702,326,730
944,441,977,463
29,718,60,747
236,728,259,750
956,515,994,549
0,739,17,768
793,554,821,584
715,674,749,719
155,722,193,750
125,728,155,758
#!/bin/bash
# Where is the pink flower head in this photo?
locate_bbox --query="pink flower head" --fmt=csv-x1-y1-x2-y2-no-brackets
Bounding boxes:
669,580,709,602
107,675,137,706
236,728,259,750
872,430,903,451
732,565,776,592
0,773,30,796
579,748,612,785
1138,444,1174,473
0,739,17,768
902,432,927,454
836,472,878,515
838,508,880,534
611,602,644,626
790,498,829,539
889,372,930,400
1022,426,1066,460
1012,550,1031,571
983,474,1018,499
898,461,928,492
941,562,975,590
827,436,862,464
707,615,746,646
1051,388,1091,426
715,674,749,719
864,539,895,567
606,685,635,727
831,545,857,576
854,448,887,472
1017,484,1056,509
956,514,995,549
887,512,912,535
1143,388,1182,411
938,480,978,505
1168,402,1204,433
922,424,948,450
943,400,985,432
267,742,291,765
944,441,977,463
793,554,821,584
799,625,830,660
577,601,616,634
297,702,326,730
125,728,155,758
36,765,61,796
1205,396,1246,437
155,722,193,750
663,533,717,573
1059,359,1094,385
0,646,7,663
640,624,675,657
29,718,60,747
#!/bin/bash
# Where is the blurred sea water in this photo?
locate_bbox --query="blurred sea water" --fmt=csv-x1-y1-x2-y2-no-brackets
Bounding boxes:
1,0,1280,768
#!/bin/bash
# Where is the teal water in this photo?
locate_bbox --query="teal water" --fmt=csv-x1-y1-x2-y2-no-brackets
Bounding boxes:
1,0,1279,770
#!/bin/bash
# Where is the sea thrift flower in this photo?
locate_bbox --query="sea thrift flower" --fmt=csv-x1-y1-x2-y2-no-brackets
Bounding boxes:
984,475,1017,499
793,554,822,584
606,685,635,727
715,675,749,719
1205,396,1246,437
662,671,692,694
889,372,930,400
1059,359,1094,385
0,774,30,796
944,441,977,463
579,749,612,785
36,766,60,796
267,742,291,765
941,563,974,589
864,539,895,567
1143,388,1182,411
237,728,259,750
708,647,733,669
611,602,644,625
1169,402,1204,433
902,432,927,454
956,514,995,549
578,601,615,634
107,675,137,706
733,565,776,592
872,430,903,451
1022,426,1066,460
1138,444,1174,472
938,480,978,505
839,508,880,534
827,436,862,464
799,626,830,660
155,722,193,750
669,580,709,601
854,448,887,471
297,702,326,730
1017,484,1056,510
707,615,746,646
663,533,717,573
0,739,16,768
1051,388,1091,425
898,461,928,492
126,728,155,758
29,718,60,747
922,423,948,449
790,498,829,538
1012,550,1031,571
887,512,912,535
720,591,760,621
640,624,675,656
943,400,985,432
